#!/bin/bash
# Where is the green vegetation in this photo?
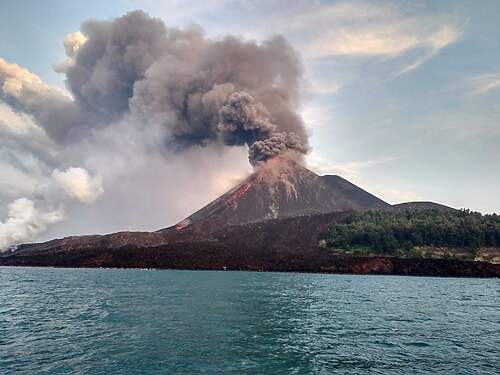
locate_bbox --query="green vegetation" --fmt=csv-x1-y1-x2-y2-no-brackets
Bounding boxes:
324,209,500,255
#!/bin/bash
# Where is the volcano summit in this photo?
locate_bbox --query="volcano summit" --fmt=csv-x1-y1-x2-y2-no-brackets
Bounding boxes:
176,157,390,233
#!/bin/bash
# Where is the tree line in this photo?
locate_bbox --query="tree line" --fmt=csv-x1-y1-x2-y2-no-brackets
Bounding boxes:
324,209,500,255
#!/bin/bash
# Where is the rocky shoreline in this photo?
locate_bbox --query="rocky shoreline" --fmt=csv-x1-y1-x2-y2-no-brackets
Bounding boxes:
1,242,499,278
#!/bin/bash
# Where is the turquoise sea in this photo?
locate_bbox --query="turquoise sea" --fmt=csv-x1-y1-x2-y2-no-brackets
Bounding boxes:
0,267,498,374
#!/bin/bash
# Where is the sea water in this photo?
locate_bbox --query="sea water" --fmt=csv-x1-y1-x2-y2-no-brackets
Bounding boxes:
0,267,498,374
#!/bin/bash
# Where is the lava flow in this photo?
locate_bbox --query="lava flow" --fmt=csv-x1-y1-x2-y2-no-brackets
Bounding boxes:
175,219,190,232
230,183,253,205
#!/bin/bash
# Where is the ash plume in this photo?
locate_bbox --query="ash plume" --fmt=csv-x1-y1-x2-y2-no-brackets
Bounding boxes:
217,91,277,146
1,10,309,162
248,132,308,165
0,10,311,249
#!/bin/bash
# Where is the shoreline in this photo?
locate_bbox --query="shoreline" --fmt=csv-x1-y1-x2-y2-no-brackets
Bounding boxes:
1,264,499,279
2,249,499,278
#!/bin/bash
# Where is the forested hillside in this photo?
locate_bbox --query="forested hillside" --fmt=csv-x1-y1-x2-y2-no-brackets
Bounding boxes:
324,209,500,255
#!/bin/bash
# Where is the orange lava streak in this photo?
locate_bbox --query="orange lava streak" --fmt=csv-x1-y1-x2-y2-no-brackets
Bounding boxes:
175,219,190,232
230,182,252,205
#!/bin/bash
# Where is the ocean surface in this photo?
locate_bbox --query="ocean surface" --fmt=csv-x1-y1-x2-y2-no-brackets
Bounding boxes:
0,267,498,375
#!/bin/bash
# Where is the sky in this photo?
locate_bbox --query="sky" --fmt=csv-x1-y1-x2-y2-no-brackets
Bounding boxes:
0,0,499,246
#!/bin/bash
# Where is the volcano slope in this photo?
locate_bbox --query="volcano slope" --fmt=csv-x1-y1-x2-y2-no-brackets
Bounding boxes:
1,160,499,277
173,159,390,233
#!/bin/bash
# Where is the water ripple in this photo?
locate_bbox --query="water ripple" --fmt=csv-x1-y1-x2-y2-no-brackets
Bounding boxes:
0,267,498,374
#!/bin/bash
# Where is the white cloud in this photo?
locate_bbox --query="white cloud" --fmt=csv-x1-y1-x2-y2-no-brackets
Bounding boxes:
305,152,422,204
0,198,64,251
307,20,462,63
0,58,59,99
306,152,398,181
306,25,419,58
369,187,423,204
285,2,389,32
395,24,463,75
469,73,500,95
52,167,104,204
288,1,463,74
0,58,43,97
301,102,336,130
305,79,342,96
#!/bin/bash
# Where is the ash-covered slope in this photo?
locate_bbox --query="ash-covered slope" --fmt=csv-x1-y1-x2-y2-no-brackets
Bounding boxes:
322,175,389,210
10,231,168,256
170,160,391,233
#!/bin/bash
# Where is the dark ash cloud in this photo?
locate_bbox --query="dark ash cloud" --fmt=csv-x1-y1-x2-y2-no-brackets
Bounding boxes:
2,10,310,164
248,132,308,165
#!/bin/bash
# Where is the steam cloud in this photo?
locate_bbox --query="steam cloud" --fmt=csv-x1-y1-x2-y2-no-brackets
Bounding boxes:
0,10,310,249
0,198,64,250
52,167,104,204
0,166,104,251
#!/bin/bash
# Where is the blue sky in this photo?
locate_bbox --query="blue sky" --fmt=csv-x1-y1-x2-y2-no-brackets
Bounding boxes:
0,0,499,244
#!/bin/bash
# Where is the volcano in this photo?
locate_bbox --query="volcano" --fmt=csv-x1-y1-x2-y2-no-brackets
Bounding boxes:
4,159,494,278
173,159,390,233
5,160,390,256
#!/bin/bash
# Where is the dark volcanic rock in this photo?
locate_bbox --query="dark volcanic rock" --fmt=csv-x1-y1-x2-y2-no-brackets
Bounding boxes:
11,231,169,256
1,242,498,278
321,175,389,210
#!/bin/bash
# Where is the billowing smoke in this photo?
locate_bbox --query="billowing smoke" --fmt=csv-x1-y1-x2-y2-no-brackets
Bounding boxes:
248,132,308,165
0,198,64,250
0,10,310,249
0,10,309,161
217,91,276,146
53,31,88,73
52,167,104,204
0,166,104,251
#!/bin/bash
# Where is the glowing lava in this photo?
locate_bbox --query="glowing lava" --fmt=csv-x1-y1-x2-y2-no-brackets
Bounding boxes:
230,182,252,205
175,219,190,232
